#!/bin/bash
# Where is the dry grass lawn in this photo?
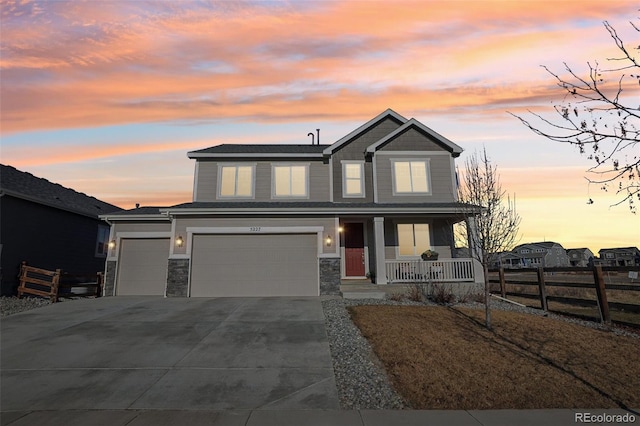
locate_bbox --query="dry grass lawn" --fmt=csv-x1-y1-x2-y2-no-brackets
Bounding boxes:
348,305,640,410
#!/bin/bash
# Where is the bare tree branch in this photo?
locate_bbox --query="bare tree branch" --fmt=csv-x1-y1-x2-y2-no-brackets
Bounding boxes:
456,148,521,329
511,18,640,213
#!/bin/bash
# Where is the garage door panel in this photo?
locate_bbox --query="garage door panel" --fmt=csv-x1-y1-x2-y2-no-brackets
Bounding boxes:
117,238,169,296
190,234,318,297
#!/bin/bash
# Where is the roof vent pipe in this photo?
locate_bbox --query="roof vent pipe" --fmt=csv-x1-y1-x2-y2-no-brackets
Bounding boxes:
307,129,320,145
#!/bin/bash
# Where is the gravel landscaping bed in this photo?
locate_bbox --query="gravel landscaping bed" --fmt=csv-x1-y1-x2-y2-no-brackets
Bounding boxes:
0,296,52,317
321,295,639,410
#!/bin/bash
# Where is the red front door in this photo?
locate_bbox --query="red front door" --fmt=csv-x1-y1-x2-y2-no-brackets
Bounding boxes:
344,222,365,276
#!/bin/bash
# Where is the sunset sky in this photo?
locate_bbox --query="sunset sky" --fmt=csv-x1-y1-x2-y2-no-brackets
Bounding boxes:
1,0,638,254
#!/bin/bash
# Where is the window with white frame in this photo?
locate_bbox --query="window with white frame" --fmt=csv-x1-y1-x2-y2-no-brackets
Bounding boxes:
392,160,430,194
273,164,308,197
342,161,364,197
218,165,254,198
397,223,431,257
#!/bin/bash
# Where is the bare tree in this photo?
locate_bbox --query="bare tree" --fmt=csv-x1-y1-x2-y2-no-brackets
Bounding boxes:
511,18,639,213
457,148,521,329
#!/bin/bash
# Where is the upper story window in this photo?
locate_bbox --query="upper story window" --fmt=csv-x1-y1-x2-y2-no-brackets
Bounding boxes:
342,161,364,198
272,164,308,198
218,164,255,198
605,253,615,259
392,159,430,195
521,249,530,254
397,223,431,257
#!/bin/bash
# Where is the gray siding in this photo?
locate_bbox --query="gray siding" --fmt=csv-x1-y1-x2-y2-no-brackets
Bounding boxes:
194,160,330,202
378,128,448,152
332,117,403,202
194,161,217,201
375,154,455,203
112,222,171,233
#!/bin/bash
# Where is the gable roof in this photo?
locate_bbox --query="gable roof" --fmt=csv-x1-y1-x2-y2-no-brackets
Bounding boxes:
188,144,329,158
0,164,122,218
365,118,464,157
322,108,408,155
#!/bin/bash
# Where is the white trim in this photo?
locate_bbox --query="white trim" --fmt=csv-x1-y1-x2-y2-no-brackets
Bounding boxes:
193,162,200,202
271,163,310,199
111,232,172,296
365,118,463,155
372,156,379,203
390,158,432,196
340,220,369,279
318,253,341,258
170,219,178,257
216,163,256,200
164,206,476,215
341,160,365,198
450,156,458,202
323,109,408,155
328,157,334,202
373,217,387,284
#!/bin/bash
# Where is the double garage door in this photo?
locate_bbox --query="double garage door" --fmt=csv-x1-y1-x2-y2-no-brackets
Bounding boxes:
116,234,318,297
190,234,319,297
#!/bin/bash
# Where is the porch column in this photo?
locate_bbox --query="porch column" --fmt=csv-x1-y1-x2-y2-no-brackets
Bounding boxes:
374,217,387,284
466,216,483,261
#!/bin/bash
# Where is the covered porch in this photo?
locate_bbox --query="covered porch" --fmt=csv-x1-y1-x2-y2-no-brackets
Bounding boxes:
337,213,483,287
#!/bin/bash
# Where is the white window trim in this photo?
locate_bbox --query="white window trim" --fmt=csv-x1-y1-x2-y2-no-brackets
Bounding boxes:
341,160,365,198
271,163,310,199
395,222,432,258
217,163,256,199
390,158,432,196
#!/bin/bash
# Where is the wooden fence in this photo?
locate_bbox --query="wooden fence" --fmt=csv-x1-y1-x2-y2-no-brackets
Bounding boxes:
17,262,104,303
488,265,640,327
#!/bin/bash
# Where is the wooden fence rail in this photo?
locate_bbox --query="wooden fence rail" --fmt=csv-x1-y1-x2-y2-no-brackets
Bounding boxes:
17,262,104,303
488,265,640,326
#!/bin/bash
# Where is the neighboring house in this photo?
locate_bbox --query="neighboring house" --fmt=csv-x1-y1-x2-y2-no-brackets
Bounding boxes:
0,164,122,295
598,247,640,266
566,248,594,267
507,242,570,268
101,109,483,297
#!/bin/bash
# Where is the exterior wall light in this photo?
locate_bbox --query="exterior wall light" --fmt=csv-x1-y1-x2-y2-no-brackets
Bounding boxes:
325,235,332,247
338,226,344,233
176,235,184,248
108,240,116,250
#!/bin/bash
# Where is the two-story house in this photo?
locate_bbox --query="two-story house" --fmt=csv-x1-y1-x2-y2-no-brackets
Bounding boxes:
100,109,482,297
507,242,570,268
598,247,640,266
566,248,594,267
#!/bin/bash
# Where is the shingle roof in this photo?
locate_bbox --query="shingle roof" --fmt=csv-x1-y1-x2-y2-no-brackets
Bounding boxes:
0,164,122,218
189,144,330,155
104,206,168,216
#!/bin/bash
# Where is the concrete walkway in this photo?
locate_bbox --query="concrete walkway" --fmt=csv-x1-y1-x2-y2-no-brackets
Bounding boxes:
2,408,638,425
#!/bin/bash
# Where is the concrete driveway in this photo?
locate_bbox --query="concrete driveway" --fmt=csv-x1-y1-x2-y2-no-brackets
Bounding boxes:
1,297,339,415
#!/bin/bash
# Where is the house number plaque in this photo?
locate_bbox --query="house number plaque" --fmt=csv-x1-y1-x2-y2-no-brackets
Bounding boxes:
249,227,262,232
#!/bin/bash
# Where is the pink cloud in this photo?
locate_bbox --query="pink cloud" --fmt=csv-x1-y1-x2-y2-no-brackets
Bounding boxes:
1,0,635,134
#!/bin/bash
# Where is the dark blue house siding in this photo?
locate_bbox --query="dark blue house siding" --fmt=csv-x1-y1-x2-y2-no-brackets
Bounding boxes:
1,195,108,295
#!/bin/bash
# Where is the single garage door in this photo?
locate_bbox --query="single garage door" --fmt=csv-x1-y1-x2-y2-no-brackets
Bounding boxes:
116,238,169,295
190,233,318,297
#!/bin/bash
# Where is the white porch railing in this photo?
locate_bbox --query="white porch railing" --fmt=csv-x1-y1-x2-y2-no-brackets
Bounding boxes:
385,258,475,283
